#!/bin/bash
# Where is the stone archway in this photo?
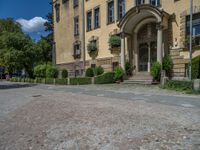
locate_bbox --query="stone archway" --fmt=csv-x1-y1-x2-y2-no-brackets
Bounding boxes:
118,5,170,71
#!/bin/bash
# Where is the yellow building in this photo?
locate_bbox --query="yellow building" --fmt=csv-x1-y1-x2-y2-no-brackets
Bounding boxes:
53,0,200,78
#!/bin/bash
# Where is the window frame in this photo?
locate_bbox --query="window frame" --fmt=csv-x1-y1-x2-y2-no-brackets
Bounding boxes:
94,6,100,29
74,16,79,36
107,0,115,25
117,0,126,20
87,10,92,31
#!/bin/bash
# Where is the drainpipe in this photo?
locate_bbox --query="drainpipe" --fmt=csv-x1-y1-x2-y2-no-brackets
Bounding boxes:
189,0,193,80
82,0,86,75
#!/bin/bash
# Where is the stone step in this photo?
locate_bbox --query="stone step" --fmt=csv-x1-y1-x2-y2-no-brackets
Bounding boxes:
172,68,185,73
173,64,186,69
123,80,152,85
172,58,189,64
171,55,184,59
172,72,185,77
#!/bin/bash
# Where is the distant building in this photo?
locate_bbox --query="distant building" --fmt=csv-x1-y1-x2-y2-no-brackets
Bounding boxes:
53,0,200,78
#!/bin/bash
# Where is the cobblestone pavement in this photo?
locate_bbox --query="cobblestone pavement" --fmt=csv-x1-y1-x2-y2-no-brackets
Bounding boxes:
0,81,200,150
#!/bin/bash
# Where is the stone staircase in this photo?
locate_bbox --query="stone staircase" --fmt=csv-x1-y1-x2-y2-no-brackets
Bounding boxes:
169,48,189,78
123,72,153,85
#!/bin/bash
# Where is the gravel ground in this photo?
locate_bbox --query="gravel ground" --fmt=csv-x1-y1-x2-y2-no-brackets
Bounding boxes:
0,82,200,150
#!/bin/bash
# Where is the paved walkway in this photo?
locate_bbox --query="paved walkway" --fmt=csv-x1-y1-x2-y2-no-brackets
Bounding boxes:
0,81,199,149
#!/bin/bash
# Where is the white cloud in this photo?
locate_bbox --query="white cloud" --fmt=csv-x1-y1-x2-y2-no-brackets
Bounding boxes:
16,17,47,33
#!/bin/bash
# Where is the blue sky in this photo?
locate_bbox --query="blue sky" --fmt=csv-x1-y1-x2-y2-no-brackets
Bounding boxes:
0,0,52,41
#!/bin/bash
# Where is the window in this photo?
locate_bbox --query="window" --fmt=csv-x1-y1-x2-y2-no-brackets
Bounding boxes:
136,0,145,5
94,7,100,29
107,1,115,24
73,0,78,7
150,0,160,6
87,11,92,31
186,13,200,46
74,16,79,36
55,3,60,23
118,0,125,20
74,43,81,58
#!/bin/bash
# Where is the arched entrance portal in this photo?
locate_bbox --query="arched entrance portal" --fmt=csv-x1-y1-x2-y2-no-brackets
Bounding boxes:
118,5,170,74
138,23,157,72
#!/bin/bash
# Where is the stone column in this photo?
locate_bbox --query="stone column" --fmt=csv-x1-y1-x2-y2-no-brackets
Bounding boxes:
148,42,151,72
121,33,125,70
157,24,163,64
133,32,138,72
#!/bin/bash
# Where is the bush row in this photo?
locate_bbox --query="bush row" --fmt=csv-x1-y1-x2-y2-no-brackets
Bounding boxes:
163,80,193,91
10,72,117,85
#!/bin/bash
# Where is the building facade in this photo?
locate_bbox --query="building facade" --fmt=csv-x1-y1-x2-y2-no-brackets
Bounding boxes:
53,0,200,78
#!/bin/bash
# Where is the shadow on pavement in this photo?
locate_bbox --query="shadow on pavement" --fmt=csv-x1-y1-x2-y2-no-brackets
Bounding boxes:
0,83,37,90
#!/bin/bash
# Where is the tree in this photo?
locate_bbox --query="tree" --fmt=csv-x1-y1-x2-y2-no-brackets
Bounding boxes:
0,18,37,77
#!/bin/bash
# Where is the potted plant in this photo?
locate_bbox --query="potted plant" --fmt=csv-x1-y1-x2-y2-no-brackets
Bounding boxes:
108,35,121,55
87,41,98,59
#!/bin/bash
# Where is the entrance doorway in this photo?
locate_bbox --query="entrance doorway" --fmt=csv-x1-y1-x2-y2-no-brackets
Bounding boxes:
137,23,157,72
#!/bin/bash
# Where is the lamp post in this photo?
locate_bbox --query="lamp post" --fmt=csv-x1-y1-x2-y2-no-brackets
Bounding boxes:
189,0,193,80
82,0,86,75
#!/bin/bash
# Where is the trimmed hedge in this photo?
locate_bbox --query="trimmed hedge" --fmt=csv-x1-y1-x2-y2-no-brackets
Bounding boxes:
70,77,92,85
95,72,115,84
55,78,68,85
45,78,54,84
35,78,43,83
164,80,193,91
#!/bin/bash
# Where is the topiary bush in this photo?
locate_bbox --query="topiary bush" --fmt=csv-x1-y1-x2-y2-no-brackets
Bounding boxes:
70,77,92,85
114,66,124,81
94,66,104,76
95,72,115,84
163,55,173,78
85,67,94,77
61,69,68,78
108,35,121,48
150,62,162,81
191,56,200,79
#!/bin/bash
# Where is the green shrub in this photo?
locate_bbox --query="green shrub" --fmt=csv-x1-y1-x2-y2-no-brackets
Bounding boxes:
61,69,68,78
70,77,92,85
114,66,124,81
109,35,121,48
85,67,94,77
163,55,173,77
10,77,17,82
34,64,46,78
95,72,115,84
46,65,59,78
34,64,58,78
164,80,193,91
125,62,134,76
55,78,68,85
150,62,162,81
94,66,104,76
191,56,200,79
45,78,54,84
